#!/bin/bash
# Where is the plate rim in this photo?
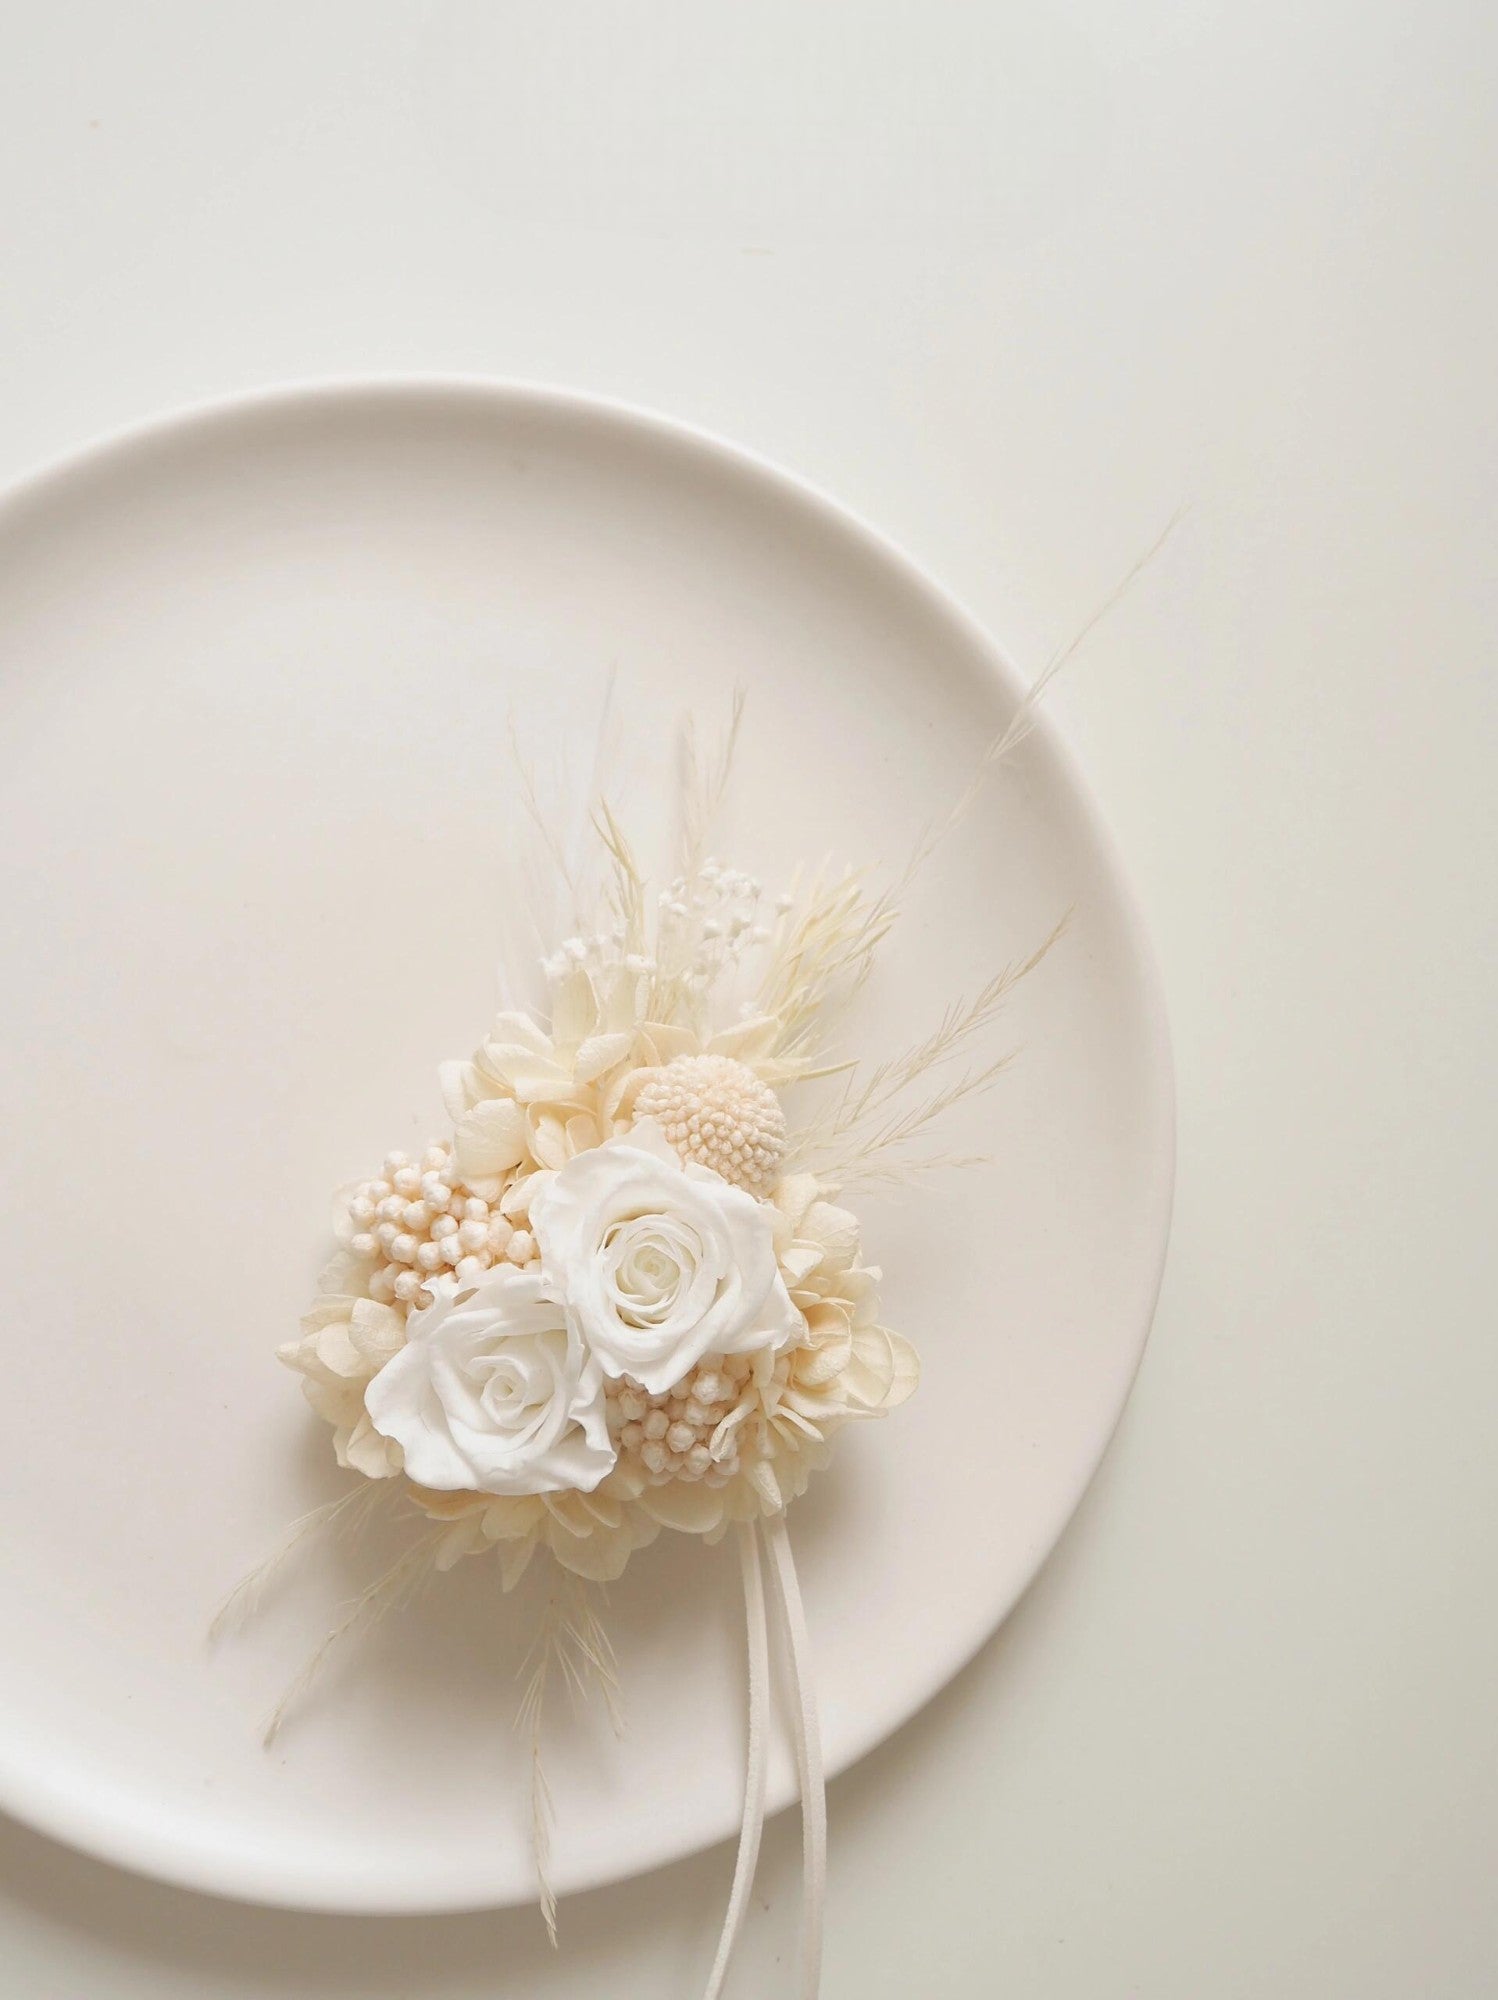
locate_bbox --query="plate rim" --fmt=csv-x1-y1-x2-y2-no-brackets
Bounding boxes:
0,375,1175,1911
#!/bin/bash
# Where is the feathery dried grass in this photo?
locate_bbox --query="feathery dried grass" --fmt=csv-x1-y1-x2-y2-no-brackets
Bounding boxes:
789,918,1067,1186
591,797,648,958
516,1566,623,1945
505,673,627,966
261,1525,446,1747
899,508,1186,889
763,514,1179,1177
677,689,745,882
754,865,900,1061
509,716,584,924
209,1481,388,1642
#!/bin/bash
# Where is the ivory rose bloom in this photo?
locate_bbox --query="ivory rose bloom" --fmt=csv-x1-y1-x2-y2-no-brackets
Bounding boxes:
529,1122,801,1394
363,1268,614,1495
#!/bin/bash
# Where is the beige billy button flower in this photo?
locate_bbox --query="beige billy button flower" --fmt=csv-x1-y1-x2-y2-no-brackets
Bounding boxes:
633,1053,787,1196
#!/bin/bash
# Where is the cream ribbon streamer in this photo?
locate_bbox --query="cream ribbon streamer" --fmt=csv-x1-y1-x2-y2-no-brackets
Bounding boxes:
764,1512,826,1999
702,1523,770,2000
703,1514,826,1999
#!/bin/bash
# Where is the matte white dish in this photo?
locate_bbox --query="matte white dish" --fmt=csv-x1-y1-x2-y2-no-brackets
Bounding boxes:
0,381,1172,1911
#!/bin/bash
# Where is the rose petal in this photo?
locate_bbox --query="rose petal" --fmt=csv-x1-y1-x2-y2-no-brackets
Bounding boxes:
362,1268,616,1498
528,1131,801,1394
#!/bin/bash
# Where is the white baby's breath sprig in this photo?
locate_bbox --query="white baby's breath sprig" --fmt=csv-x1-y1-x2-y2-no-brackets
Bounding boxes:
651,857,768,1028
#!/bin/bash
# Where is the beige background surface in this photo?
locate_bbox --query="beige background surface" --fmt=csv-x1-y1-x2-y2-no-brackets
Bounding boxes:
0,2,1494,1994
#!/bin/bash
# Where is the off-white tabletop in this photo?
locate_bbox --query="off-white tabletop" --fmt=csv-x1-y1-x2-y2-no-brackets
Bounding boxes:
1,5,1494,1996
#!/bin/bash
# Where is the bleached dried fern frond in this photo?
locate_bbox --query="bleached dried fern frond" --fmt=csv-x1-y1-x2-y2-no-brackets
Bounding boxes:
804,1061,1012,1191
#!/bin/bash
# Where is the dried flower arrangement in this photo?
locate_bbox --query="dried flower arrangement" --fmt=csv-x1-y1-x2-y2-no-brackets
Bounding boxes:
218,687,1067,1999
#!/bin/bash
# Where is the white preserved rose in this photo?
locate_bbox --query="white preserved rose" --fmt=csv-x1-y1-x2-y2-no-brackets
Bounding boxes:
363,1267,614,1495
528,1121,802,1395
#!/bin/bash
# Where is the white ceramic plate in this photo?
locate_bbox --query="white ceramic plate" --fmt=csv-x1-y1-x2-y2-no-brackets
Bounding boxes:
0,381,1171,1912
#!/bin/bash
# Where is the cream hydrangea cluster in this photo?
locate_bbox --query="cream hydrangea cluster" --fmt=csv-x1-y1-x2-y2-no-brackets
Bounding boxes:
280,862,919,1586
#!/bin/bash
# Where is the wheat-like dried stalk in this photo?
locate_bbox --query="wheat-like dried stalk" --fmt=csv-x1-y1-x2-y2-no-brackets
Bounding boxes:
789,917,1067,1184
755,505,1172,1166
208,1481,389,1642
754,865,900,1061
580,669,624,837
808,1059,1013,1190
504,675,629,963
261,1526,445,1747
515,1601,559,1948
516,1566,624,1945
676,688,745,883
898,509,1186,890
591,797,648,959
637,693,751,1029
509,717,583,915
